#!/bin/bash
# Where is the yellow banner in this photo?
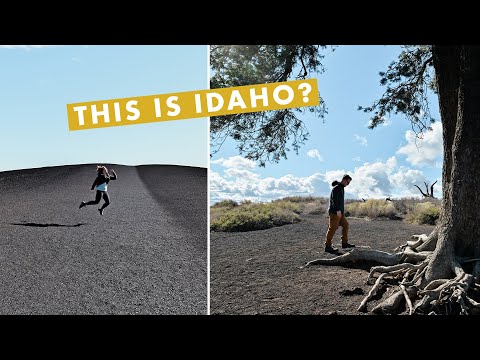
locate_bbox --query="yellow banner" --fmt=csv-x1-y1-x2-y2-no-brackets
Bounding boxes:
67,79,319,131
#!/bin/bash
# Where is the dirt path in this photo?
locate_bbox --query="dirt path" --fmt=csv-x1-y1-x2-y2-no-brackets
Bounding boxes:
210,214,434,315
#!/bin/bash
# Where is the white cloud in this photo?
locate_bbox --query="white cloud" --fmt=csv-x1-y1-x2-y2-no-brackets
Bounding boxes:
381,116,392,127
324,170,347,187
352,156,361,162
397,122,443,167
344,157,396,199
211,155,256,170
306,149,324,162
210,156,332,203
210,155,442,204
336,156,438,199
224,168,259,181
354,134,368,147
366,116,391,128
211,170,332,203
0,45,60,50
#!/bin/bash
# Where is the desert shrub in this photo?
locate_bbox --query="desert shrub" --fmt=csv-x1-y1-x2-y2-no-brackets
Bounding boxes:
392,198,409,215
405,202,441,225
210,199,240,223
346,199,397,219
210,202,301,232
269,200,303,214
275,196,329,214
308,208,324,215
275,196,318,203
392,197,440,216
345,198,362,204
300,198,328,215
211,199,238,208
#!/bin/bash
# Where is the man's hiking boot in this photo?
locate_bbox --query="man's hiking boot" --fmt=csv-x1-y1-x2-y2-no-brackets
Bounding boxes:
325,245,339,254
342,243,356,249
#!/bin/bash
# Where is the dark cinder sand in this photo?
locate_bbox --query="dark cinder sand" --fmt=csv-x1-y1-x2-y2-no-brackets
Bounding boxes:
211,214,435,315
0,164,207,314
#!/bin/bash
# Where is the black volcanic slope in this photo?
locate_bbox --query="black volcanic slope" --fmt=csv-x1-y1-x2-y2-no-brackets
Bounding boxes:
0,164,207,314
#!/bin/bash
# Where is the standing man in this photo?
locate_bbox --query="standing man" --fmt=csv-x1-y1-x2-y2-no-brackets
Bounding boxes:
325,174,355,253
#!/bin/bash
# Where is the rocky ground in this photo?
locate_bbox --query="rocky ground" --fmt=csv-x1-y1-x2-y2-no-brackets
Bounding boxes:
210,214,434,315
0,164,207,314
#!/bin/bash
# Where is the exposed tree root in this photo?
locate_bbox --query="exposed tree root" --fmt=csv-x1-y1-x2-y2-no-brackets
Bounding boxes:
371,287,417,314
305,248,402,268
416,226,439,252
306,227,479,315
358,273,385,313
400,285,414,315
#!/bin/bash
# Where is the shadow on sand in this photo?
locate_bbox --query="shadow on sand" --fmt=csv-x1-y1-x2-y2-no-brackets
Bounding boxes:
10,222,86,228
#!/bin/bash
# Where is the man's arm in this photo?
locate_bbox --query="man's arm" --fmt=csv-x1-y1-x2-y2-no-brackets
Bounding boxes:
332,187,342,217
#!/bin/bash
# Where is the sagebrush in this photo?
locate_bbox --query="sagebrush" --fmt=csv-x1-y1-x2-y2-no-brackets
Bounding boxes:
211,196,442,232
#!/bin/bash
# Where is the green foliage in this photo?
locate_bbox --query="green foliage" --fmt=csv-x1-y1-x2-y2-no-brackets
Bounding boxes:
405,201,441,225
210,45,440,167
211,199,238,208
210,45,330,167
359,45,436,134
210,199,239,224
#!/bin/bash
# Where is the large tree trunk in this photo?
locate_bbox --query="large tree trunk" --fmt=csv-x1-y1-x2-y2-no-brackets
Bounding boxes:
425,46,480,283
306,46,480,314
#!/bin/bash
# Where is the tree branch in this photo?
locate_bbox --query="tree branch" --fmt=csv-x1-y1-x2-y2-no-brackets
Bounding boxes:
414,185,428,197
430,180,438,198
415,56,433,87
300,46,308,78
424,182,430,197
359,46,435,134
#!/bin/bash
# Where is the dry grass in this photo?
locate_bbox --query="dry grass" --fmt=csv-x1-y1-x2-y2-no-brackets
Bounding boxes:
404,201,441,225
211,196,442,232
346,199,398,219
211,199,239,224
210,201,301,232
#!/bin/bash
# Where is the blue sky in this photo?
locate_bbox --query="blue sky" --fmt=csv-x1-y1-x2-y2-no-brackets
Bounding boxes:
211,45,443,203
0,45,208,171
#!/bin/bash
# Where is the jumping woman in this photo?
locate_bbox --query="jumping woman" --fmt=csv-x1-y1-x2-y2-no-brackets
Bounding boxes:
79,165,117,215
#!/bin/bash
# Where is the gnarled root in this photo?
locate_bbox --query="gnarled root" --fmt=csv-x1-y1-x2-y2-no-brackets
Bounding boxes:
305,249,402,268
366,261,478,315
415,272,477,315
358,273,386,313
372,286,417,314
416,226,439,252
306,228,479,315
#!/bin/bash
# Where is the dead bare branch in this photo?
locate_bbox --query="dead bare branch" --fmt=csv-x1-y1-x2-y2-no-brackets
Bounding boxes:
414,184,429,197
